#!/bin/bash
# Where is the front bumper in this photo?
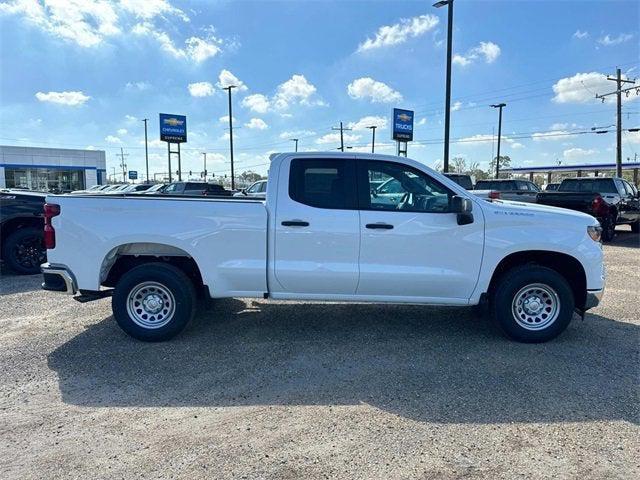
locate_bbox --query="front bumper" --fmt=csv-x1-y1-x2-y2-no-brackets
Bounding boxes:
41,263,77,295
584,288,604,310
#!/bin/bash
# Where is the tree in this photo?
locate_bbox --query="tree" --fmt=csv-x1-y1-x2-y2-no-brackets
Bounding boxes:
451,156,467,173
238,171,263,183
488,155,511,178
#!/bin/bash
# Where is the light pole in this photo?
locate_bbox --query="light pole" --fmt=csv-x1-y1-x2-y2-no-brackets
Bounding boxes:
367,125,377,153
202,152,207,182
433,0,454,173
142,118,149,183
223,85,237,190
491,103,506,178
290,138,299,152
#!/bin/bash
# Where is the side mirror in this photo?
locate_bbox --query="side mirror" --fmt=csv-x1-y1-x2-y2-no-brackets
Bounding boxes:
370,187,378,198
451,195,474,225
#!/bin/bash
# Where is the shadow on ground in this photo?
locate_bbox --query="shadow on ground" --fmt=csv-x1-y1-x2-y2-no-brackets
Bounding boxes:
48,298,639,425
0,268,41,295
609,227,639,249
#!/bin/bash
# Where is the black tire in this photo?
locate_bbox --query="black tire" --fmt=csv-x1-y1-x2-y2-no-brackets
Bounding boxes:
631,220,640,233
491,265,575,343
112,263,197,342
601,214,616,242
2,227,46,275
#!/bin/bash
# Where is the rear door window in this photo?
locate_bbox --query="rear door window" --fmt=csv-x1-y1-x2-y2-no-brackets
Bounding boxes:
289,158,356,210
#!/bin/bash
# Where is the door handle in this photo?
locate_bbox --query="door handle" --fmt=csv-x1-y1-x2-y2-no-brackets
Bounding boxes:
366,223,394,230
281,220,309,227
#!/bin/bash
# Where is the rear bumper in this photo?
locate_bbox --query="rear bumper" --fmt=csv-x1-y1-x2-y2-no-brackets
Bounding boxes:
41,263,77,295
584,288,604,310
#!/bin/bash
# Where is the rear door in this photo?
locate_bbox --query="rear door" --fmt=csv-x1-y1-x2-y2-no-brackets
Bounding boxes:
356,159,484,302
273,157,360,295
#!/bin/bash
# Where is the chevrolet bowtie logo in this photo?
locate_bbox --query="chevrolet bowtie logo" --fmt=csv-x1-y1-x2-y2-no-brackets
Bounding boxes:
163,118,184,126
397,113,412,122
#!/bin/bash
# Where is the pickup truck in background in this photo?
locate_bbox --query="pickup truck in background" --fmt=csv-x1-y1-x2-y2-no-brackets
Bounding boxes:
474,179,541,203
443,173,474,190
41,153,605,344
0,189,47,274
537,177,640,241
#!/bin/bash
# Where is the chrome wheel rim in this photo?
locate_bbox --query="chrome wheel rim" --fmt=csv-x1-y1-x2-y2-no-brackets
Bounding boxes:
511,283,560,331
126,281,175,329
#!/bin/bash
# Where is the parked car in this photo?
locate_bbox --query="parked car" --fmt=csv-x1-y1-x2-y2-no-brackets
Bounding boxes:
69,184,110,194
444,173,474,190
474,179,541,203
0,189,46,274
544,183,560,191
42,153,605,344
119,184,153,193
234,180,267,198
537,177,640,240
100,184,126,193
162,182,233,196
140,183,168,194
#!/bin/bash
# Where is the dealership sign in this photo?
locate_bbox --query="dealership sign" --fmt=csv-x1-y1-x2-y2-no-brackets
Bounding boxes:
392,108,414,141
159,113,187,143
128,170,138,180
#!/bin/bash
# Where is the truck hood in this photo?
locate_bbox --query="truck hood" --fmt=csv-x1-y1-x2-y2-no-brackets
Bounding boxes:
483,198,598,225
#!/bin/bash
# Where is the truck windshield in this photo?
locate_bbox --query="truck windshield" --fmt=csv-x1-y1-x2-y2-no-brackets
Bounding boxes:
558,179,617,194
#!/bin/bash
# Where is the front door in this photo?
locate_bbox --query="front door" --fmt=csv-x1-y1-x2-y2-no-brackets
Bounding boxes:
356,159,484,302
273,157,360,295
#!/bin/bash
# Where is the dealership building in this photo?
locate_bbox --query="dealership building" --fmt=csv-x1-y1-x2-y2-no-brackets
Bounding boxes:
0,145,107,192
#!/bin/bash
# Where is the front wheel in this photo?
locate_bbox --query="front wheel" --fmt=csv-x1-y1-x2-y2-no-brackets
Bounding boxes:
491,266,575,343
601,214,616,242
112,263,196,341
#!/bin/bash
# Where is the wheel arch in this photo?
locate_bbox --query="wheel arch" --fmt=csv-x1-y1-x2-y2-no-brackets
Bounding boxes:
99,242,205,294
486,250,587,310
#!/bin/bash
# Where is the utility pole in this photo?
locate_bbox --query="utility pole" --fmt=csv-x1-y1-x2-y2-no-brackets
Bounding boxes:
367,125,377,153
202,152,207,182
332,122,352,152
290,138,299,152
596,68,637,177
433,0,454,173
491,103,506,178
223,85,237,190
117,147,129,182
142,118,149,183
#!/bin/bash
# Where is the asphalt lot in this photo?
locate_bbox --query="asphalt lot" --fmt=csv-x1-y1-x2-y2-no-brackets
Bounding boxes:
1,228,638,479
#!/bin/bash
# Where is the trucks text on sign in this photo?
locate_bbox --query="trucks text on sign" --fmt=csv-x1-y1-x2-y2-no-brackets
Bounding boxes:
392,108,414,142
159,113,187,143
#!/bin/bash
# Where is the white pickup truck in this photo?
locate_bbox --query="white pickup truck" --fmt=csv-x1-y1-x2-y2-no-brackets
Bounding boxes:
41,153,605,343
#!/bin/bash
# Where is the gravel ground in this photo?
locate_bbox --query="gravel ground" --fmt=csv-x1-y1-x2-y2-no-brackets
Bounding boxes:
1,228,638,479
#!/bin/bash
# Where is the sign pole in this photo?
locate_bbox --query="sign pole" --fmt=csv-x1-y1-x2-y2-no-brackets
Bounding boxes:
177,142,182,181
167,142,172,182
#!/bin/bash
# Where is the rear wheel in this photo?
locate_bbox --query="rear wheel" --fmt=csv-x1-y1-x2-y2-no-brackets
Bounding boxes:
112,263,196,341
2,227,46,275
601,214,616,242
491,266,574,343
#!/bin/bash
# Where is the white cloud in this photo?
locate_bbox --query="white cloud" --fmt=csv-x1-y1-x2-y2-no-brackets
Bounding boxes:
510,142,524,149
598,33,633,46
357,14,439,52
347,115,388,131
216,69,247,91
117,128,128,135
105,135,122,144
453,41,501,67
563,148,598,159
125,81,150,91
188,81,215,97
279,130,316,139
241,93,270,114
347,77,402,103
124,114,137,123
316,132,361,145
35,90,90,106
457,134,495,145
417,118,427,126
218,115,236,123
550,72,639,104
625,131,640,144
119,0,188,22
532,130,572,141
273,74,320,109
573,30,589,39
452,101,463,111
245,118,268,130
132,22,222,63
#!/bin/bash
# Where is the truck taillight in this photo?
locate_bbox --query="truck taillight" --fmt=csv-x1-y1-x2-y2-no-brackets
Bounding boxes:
591,195,606,216
488,190,501,199
43,203,60,249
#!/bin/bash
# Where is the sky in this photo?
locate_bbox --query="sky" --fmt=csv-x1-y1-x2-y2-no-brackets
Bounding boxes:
1,0,639,181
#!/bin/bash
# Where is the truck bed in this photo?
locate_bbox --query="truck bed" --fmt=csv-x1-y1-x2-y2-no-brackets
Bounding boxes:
536,191,599,213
